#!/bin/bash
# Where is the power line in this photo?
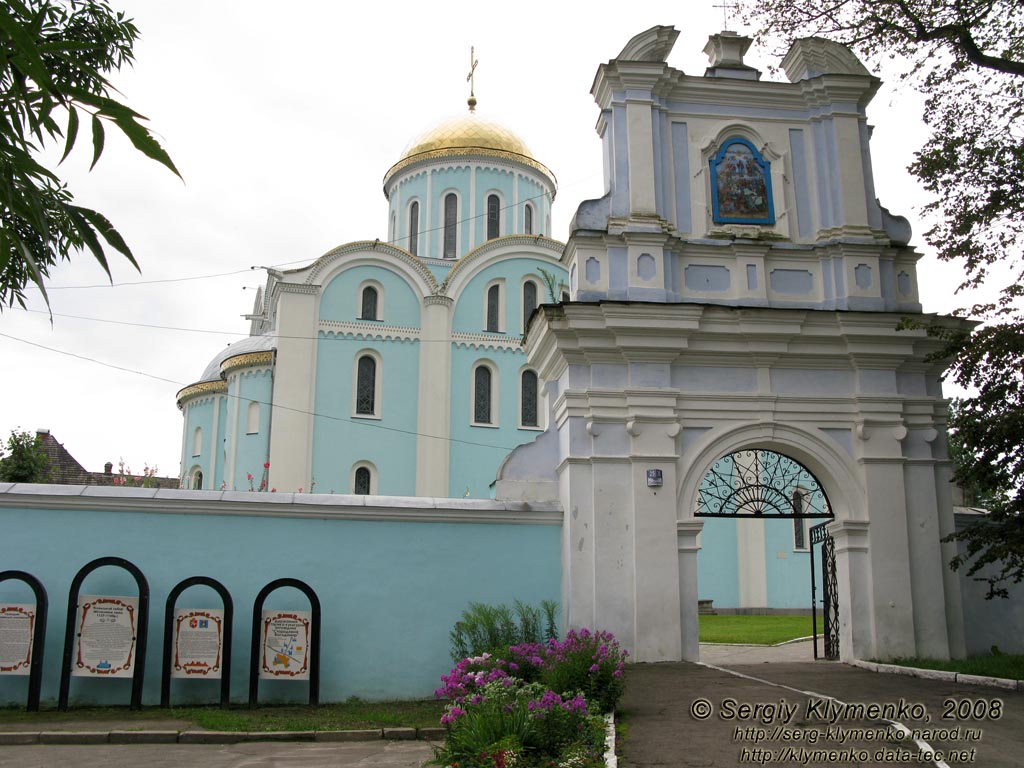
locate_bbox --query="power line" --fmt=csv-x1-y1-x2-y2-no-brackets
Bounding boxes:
21,173,602,291
0,331,523,453
13,307,536,343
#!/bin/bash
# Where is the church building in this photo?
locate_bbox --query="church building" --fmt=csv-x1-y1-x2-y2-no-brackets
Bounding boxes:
176,108,567,500
175,25,971,660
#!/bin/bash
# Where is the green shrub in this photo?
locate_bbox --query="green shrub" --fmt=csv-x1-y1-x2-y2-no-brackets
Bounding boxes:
449,599,559,662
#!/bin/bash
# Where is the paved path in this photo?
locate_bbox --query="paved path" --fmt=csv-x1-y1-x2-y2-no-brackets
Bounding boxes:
619,642,1023,767
0,740,433,768
3,642,1021,767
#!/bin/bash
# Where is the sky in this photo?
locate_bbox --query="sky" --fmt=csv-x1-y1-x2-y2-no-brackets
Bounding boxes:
0,1,979,481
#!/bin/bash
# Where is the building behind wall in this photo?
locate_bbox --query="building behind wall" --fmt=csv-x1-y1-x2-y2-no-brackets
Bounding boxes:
175,112,568,499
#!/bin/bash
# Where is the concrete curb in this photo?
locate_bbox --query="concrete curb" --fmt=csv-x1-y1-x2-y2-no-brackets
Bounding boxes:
848,659,1024,691
0,732,39,745
109,730,180,744
0,725,446,745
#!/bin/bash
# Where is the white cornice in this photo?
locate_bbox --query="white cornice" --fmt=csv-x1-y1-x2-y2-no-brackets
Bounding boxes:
319,321,421,342
0,485,562,525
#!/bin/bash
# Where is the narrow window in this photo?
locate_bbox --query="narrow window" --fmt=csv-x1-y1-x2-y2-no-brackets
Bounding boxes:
192,426,202,457
487,194,500,240
360,285,379,320
486,284,500,332
246,401,260,434
560,290,570,302
444,193,457,259
521,370,539,427
193,469,203,490
356,355,377,415
354,466,371,495
522,281,538,332
474,366,492,424
524,203,534,235
408,201,419,256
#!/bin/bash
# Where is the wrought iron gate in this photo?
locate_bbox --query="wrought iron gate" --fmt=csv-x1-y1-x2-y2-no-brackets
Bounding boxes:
810,521,839,660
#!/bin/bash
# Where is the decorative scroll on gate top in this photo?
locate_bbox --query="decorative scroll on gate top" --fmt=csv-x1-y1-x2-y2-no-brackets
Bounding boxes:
697,449,832,518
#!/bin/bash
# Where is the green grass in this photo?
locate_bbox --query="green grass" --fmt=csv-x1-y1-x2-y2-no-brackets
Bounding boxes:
882,655,1024,681
699,615,815,645
0,698,446,732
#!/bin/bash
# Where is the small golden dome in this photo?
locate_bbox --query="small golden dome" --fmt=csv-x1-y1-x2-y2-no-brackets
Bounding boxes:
383,115,556,197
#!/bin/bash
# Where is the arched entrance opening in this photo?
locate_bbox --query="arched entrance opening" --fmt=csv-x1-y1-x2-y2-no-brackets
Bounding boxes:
693,448,838,659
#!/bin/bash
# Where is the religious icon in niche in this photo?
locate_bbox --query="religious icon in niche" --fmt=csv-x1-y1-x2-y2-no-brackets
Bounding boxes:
709,138,775,225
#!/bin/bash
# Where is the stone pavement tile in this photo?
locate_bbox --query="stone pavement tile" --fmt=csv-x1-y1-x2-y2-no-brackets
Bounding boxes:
0,740,435,768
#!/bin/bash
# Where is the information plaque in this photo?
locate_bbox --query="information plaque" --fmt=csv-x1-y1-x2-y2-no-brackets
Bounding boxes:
0,603,35,676
72,595,138,678
259,610,311,680
171,608,224,679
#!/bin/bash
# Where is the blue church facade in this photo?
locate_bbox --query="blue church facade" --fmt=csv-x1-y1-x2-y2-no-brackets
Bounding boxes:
176,115,567,501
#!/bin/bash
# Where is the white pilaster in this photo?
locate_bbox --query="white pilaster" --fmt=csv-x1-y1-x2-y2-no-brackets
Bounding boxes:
415,296,453,496
268,283,318,491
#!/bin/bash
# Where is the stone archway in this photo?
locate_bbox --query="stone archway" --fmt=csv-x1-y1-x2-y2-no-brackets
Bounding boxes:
676,425,867,662
694,448,837,657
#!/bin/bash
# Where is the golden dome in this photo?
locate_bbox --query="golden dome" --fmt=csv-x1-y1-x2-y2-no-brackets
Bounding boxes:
383,115,556,196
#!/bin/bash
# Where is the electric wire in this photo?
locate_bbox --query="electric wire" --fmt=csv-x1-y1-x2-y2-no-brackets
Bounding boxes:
0,331,525,453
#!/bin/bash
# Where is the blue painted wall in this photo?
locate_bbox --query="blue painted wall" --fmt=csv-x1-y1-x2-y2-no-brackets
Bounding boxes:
320,265,422,328
229,370,273,490
312,335,420,495
0,500,561,705
696,518,740,607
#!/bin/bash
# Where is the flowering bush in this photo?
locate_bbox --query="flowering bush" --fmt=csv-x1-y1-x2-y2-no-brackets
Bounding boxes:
111,459,158,488
449,600,558,662
540,629,627,714
430,678,604,768
246,461,271,492
434,612,626,768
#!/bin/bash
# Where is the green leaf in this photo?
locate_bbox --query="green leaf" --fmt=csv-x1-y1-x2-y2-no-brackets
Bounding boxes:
67,206,110,278
112,114,181,179
74,205,137,268
16,238,49,309
90,112,105,170
60,106,79,164
0,5,53,92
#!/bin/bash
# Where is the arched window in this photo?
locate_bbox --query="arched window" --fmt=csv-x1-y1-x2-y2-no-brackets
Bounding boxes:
487,194,500,240
354,466,371,495
524,203,534,235
522,280,538,332
474,365,493,425
486,284,500,332
408,201,419,257
444,193,458,259
355,355,377,416
521,370,539,428
246,401,260,434
360,285,379,320
192,469,203,490
192,426,202,457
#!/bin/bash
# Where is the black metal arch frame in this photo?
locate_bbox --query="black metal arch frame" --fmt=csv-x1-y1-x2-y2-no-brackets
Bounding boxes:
0,570,48,711
696,448,834,518
248,578,321,708
160,576,234,708
59,557,150,711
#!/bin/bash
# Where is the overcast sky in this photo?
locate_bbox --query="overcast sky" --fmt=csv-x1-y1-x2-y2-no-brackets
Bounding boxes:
0,1,977,481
